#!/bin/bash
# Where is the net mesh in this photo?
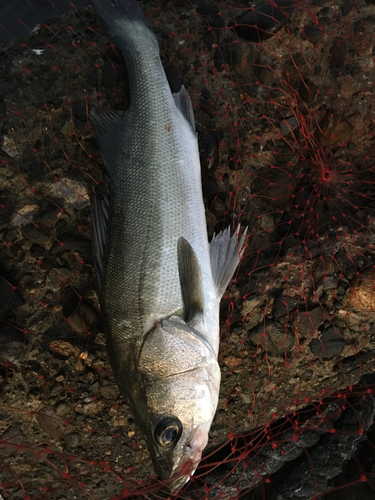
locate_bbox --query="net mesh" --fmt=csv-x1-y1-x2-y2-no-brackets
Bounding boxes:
1,0,375,498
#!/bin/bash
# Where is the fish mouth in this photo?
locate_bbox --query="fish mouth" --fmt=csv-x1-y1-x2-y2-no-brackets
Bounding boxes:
164,455,201,493
167,473,191,493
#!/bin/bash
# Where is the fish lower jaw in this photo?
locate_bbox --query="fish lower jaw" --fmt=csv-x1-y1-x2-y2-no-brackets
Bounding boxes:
167,473,191,493
168,458,200,493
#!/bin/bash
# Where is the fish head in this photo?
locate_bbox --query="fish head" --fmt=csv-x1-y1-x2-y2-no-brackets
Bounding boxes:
132,319,221,490
144,376,216,489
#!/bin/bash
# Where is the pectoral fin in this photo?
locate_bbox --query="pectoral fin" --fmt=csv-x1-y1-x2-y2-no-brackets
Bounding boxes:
210,225,247,299
177,237,204,322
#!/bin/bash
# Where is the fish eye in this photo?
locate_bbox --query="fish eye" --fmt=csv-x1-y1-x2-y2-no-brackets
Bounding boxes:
154,417,182,447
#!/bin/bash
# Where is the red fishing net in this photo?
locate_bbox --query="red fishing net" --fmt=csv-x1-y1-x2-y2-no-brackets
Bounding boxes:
1,0,375,498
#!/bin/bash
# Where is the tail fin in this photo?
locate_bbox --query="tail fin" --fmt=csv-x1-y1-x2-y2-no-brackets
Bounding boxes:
90,0,147,28
90,0,159,54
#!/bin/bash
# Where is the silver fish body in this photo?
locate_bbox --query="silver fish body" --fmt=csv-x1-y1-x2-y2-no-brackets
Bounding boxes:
89,0,246,490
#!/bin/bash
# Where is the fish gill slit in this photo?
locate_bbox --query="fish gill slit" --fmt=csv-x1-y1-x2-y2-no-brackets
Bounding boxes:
137,193,156,333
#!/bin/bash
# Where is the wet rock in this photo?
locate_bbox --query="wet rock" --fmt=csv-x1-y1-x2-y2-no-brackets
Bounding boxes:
76,400,102,415
22,222,50,243
298,78,317,103
315,275,338,300
314,111,354,148
50,340,79,358
263,140,275,152
249,321,295,355
0,424,24,443
2,135,22,158
100,385,119,400
94,332,107,346
50,232,91,256
212,46,223,71
341,350,375,367
199,95,216,117
222,354,243,369
33,203,59,225
309,327,345,358
165,64,182,93
63,431,82,449
0,206,11,226
67,301,98,335
101,60,127,88
0,82,12,99
272,294,298,319
242,295,263,317
260,396,375,500
354,15,375,35
0,275,23,314
279,116,299,136
10,204,39,226
196,0,224,28
231,0,294,42
50,177,90,210
45,269,66,291
228,151,244,171
251,167,299,210
256,65,276,85
283,52,307,81
342,4,354,16
227,42,259,81
35,408,67,439
334,248,357,281
303,25,323,45
0,324,27,365
346,267,375,311
199,129,220,173
55,402,71,417
30,243,46,259
86,71,98,87
293,307,325,336
33,313,55,333
202,176,218,201
196,0,220,16
259,215,274,231
329,38,347,69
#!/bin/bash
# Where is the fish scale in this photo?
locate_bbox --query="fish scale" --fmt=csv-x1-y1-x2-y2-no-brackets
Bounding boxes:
89,0,246,491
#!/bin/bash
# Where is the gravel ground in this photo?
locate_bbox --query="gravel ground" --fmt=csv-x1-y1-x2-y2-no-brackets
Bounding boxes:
1,1,375,498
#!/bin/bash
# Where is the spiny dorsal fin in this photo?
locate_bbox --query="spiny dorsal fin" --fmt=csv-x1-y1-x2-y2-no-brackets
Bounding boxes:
177,237,204,322
90,189,111,290
173,85,196,132
89,106,124,177
210,225,247,299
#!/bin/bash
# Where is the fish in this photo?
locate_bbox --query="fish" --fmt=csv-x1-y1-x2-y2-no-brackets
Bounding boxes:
89,0,246,491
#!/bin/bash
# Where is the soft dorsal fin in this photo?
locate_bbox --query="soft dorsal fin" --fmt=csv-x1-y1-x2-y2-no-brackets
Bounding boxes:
89,106,124,177
210,225,247,299
177,237,204,322
173,85,196,132
90,189,111,291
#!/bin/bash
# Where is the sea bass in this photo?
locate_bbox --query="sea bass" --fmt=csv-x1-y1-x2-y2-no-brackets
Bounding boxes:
89,0,246,490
